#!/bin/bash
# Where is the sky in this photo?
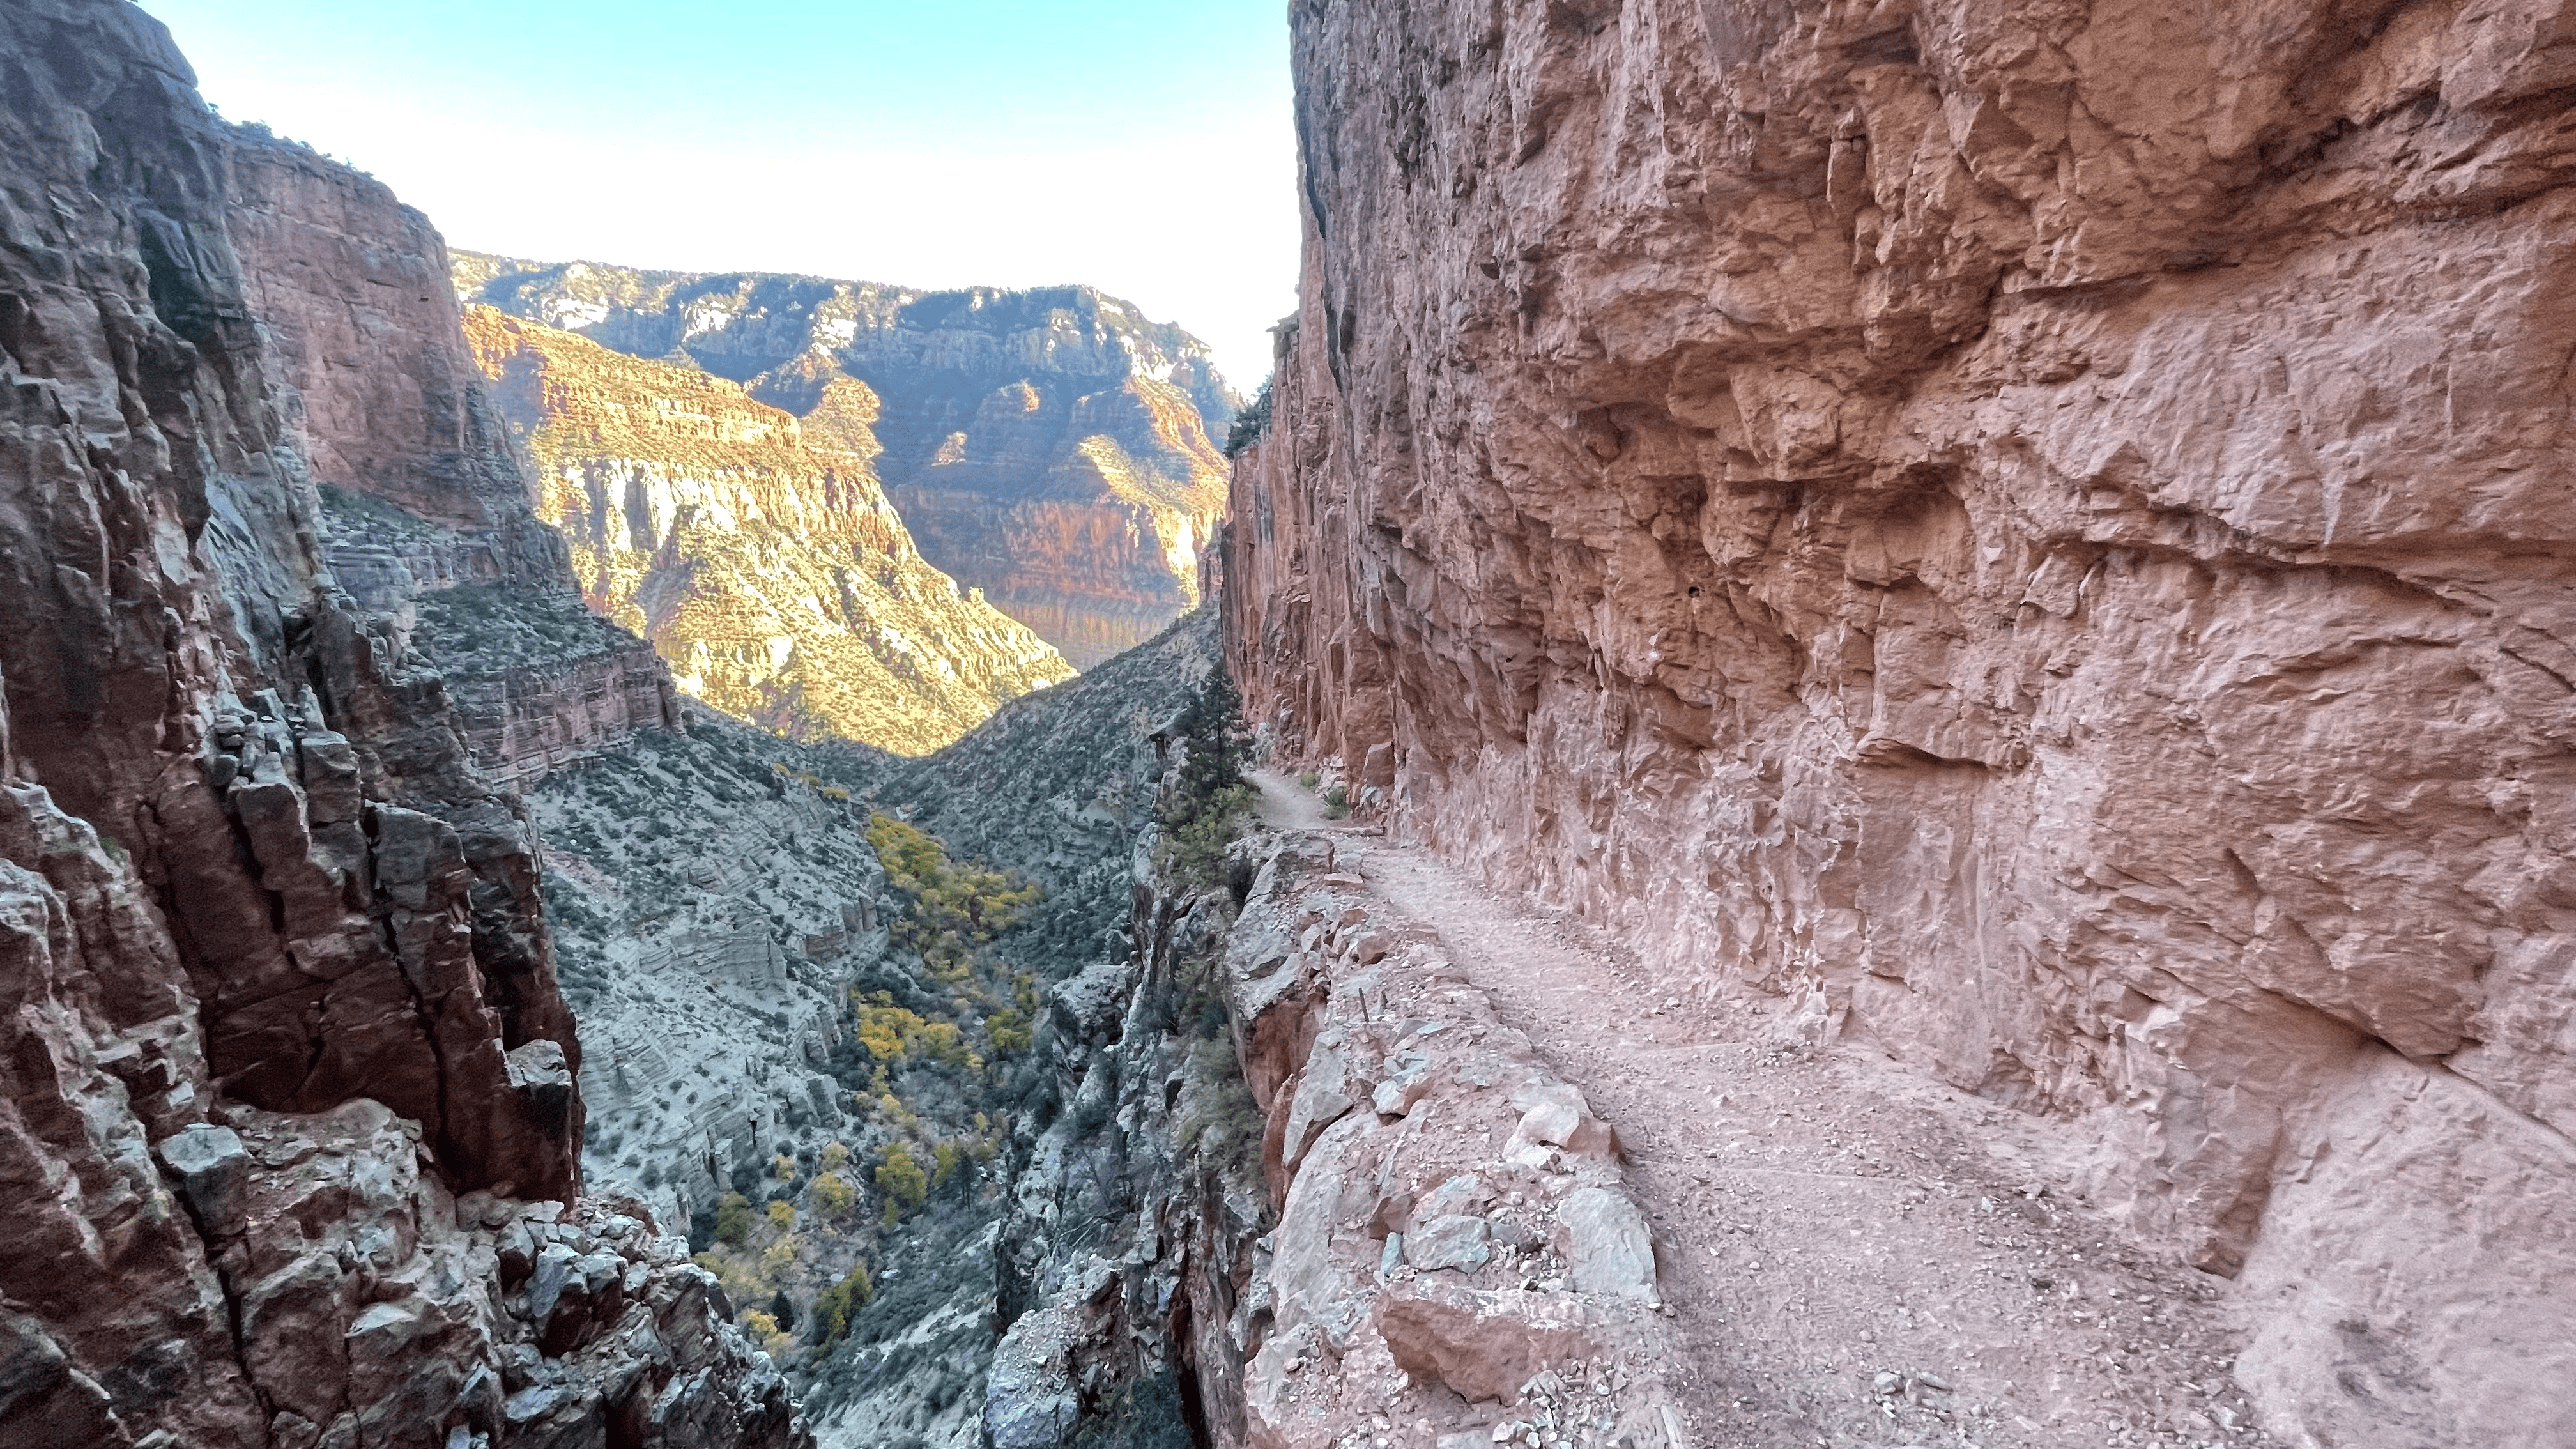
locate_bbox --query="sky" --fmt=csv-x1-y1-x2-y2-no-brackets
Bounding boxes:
137,0,1301,389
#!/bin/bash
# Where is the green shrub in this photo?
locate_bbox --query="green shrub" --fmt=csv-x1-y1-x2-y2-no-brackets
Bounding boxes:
1222,381,1273,458
985,1006,1034,1058
876,1145,929,1226
866,815,1042,980
714,1192,754,1247
1323,785,1350,820
809,1170,855,1216
1156,670,1255,892
808,1261,875,1346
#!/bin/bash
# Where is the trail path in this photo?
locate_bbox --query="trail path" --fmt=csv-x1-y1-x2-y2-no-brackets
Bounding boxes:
1250,771,2275,1449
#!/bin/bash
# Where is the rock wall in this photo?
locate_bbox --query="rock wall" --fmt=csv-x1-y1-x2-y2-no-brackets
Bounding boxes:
461,305,1075,755
412,586,684,789
224,123,682,788
226,128,565,590
1226,0,2576,1441
459,256,1238,667
0,3,801,1443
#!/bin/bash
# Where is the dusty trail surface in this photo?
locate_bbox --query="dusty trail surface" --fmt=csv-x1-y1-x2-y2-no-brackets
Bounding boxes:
1250,772,2278,1449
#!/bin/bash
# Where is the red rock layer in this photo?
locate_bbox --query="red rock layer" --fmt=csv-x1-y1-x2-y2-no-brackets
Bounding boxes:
417,588,687,788
886,369,1232,666
1225,1,2576,1439
224,122,679,788
462,305,1075,753
227,127,566,583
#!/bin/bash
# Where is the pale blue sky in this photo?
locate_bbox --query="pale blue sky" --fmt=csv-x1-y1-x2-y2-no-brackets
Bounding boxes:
137,0,1300,387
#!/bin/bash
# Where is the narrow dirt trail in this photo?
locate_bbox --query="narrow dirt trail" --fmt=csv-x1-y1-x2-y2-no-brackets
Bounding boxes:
1250,772,2276,1449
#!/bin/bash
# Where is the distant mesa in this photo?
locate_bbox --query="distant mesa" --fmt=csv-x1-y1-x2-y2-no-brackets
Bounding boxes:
454,252,1241,669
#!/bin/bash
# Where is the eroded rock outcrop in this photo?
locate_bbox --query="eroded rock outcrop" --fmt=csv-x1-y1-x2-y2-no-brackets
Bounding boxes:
457,256,1238,666
461,305,1073,754
408,586,684,788
986,823,1694,1449
0,3,803,1443
1218,836,1692,1449
1226,1,2576,1442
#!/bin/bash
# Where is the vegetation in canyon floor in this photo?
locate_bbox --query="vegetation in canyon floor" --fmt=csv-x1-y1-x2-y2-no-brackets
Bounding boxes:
684,813,1046,1366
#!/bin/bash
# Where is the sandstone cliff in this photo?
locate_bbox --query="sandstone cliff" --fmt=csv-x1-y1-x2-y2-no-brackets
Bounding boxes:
0,3,800,1444
461,304,1074,754
1227,1,2576,1443
222,116,680,786
459,256,1239,666
227,128,562,585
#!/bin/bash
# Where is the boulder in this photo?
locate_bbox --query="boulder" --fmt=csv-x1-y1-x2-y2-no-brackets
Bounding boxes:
158,1123,250,1238
1552,1190,1656,1302
1374,1278,1604,1404
1404,1215,1494,1274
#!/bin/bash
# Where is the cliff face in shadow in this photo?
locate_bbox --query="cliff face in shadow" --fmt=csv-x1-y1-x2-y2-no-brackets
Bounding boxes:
457,256,1238,667
0,4,803,1444
1225,1,2576,1441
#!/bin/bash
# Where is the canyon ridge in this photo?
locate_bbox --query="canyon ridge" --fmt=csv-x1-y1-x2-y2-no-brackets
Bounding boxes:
456,254,1243,675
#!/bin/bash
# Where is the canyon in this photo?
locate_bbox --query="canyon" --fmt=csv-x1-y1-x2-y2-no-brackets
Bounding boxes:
457,255,1239,670
1227,0,2576,1444
8,1,2573,1448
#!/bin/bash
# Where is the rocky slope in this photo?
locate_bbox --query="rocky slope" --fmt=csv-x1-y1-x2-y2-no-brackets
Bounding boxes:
461,303,1074,754
458,255,1239,667
987,818,1699,1449
786,611,1225,1448
1225,1,2576,1444
523,705,899,1300
479,606,1226,1449
0,3,799,1445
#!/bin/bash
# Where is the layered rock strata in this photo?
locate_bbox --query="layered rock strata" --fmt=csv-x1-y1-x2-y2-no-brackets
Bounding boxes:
0,3,801,1443
988,827,1693,1449
461,304,1073,753
412,585,684,788
225,116,680,786
458,256,1238,666
227,126,565,593
1226,0,2576,1441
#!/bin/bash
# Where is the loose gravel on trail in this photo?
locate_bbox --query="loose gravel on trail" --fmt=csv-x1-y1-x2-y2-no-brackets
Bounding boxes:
1252,771,2281,1449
